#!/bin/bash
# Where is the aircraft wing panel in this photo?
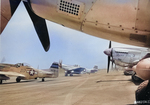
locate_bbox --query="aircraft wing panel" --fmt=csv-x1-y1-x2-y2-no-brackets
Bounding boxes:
63,68,74,71
85,0,138,29
135,0,150,31
0,71,25,77
0,63,15,67
62,64,80,71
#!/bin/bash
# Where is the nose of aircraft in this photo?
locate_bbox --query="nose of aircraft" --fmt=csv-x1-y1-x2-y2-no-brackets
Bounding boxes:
104,48,112,56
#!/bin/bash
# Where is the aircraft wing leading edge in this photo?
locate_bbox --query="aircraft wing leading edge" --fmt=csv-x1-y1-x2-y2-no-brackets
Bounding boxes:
0,71,25,77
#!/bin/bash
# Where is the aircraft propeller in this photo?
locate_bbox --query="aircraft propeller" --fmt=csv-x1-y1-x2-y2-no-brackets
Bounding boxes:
9,0,50,52
105,41,117,73
59,60,62,68
107,41,111,73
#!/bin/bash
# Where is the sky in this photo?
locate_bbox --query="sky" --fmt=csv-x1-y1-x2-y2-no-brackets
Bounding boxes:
0,2,141,69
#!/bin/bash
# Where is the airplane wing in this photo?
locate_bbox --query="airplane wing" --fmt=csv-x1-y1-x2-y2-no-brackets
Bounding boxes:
62,64,80,71
0,71,25,77
0,63,16,67
63,67,77,71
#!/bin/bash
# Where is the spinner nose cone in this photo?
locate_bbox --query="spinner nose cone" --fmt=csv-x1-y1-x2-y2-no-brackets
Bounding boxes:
104,48,112,56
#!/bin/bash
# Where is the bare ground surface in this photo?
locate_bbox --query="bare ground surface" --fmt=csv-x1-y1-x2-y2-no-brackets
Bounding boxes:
0,70,138,105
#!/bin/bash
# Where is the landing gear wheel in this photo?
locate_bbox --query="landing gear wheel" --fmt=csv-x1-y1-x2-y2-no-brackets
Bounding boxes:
132,74,143,83
0,80,2,84
136,80,150,104
16,78,21,82
70,74,73,76
42,78,45,82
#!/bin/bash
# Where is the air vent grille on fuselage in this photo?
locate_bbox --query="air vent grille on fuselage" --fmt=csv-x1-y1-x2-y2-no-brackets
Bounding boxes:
59,0,80,16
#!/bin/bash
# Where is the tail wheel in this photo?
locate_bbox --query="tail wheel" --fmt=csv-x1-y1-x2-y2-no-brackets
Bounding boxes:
16,78,21,82
42,78,45,82
136,80,150,103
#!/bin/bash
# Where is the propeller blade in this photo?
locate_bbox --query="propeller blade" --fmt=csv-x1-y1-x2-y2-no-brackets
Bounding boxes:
107,56,110,73
107,41,112,73
59,60,62,68
23,1,50,52
109,41,111,48
9,0,21,16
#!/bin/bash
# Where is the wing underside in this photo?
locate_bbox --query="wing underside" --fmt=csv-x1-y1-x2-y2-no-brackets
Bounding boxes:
0,71,25,77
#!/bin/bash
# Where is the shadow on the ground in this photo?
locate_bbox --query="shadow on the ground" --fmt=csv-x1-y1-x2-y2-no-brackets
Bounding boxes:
96,79,132,83
1,79,55,85
1,79,37,85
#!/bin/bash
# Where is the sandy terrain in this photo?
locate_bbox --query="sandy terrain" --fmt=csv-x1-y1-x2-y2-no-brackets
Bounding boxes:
0,69,138,105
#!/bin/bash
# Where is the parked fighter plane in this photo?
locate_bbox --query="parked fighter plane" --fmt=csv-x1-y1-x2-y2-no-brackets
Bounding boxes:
0,62,59,84
104,44,150,101
86,66,98,74
60,63,86,76
91,65,98,73
104,45,150,80
104,46,150,72
1,0,150,102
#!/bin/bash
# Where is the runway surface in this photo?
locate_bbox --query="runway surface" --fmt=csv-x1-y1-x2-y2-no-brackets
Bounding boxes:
0,70,138,105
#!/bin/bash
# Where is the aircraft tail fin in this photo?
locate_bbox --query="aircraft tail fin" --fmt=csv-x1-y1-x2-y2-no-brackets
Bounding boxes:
59,60,62,68
93,65,98,70
1,57,6,63
50,62,59,78
52,68,59,78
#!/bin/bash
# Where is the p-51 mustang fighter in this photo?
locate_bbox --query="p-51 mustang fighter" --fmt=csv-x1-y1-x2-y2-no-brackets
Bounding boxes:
104,45,150,79
60,64,86,76
104,46,150,81
104,45,150,101
58,60,86,76
86,66,98,74
104,47,150,72
0,62,59,84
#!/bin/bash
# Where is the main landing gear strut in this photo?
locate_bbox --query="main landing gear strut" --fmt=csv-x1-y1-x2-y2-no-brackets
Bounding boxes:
0,80,2,84
42,78,45,82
